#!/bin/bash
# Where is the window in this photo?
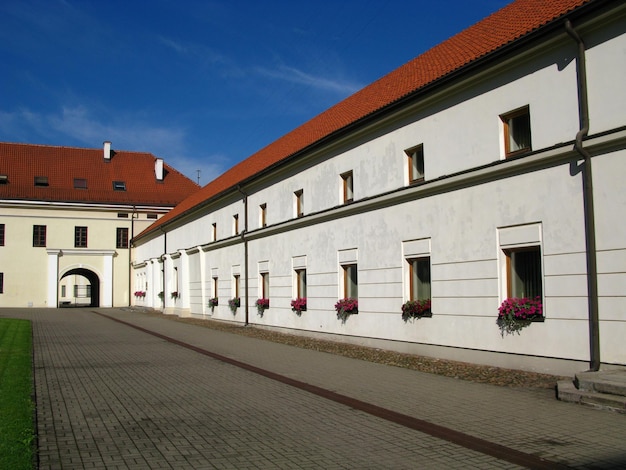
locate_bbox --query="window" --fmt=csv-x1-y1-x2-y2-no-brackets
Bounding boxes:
61,285,66,297
73,178,87,189
33,225,46,247
233,274,240,299
0,223,4,246
212,276,218,298
113,181,126,191
0,175,8,184
147,213,158,219
116,227,129,249
212,223,217,242
405,144,425,183
505,247,542,299
34,176,49,187
295,268,307,298
501,106,531,157
117,213,129,218
341,171,354,203
408,257,431,302
342,264,358,299
294,189,304,218
0,273,3,294
75,226,88,248
233,214,239,235
74,284,91,298
260,203,267,228
260,272,269,298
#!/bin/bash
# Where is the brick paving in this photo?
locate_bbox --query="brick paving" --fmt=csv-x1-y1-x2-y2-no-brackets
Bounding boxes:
2,307,625,469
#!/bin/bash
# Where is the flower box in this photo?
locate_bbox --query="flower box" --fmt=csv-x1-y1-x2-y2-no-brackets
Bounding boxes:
401,299,431,322
228,297,240,314
335,297,358,323
256,298,270,315
497,297,543,336
291,298,307,315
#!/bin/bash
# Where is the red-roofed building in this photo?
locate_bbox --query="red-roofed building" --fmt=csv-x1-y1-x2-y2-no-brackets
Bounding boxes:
133,0,625,376
0,141,199,308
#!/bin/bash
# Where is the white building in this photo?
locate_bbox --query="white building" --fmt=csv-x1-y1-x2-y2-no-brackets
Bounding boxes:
131,0,626,376
0,142,199,308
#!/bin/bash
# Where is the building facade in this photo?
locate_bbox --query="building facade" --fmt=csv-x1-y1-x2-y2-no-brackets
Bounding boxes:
131,0,626,375
0,142,199,308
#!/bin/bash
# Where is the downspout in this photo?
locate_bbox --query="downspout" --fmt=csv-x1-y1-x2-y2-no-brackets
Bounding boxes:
129,206,136,307
237,185,249,326
161,227,167,312
565,19,600,371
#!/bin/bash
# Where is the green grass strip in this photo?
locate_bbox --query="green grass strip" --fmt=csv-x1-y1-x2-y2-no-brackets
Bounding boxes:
0,319,35,470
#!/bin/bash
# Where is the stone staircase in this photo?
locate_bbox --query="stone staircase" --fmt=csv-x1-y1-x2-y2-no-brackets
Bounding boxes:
557,369,626,413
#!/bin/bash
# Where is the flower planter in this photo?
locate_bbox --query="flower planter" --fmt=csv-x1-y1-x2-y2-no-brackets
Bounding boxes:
291,298,307,315
335,298,358,323
497,297,543,336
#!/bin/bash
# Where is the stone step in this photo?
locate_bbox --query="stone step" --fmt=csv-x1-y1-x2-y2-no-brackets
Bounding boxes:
557,379,626,414
556,369,626,413
574,370,626,397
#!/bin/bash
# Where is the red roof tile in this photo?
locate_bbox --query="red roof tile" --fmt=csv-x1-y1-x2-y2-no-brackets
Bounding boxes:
0,142,199,206
138,0,592,238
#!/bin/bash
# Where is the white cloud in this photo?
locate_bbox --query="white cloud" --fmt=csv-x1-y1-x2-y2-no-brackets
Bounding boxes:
254,64,362,95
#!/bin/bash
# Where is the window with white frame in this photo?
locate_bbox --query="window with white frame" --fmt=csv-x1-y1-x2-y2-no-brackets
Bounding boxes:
405,144,424,183
501,106,531,158
258,261,269,300
292,255,307,301
212,223,217,242
342,264,358,298
294,189,304,218
498,223,543,303
295,269,307,298
408,257,431,302
232,265,241,301
233,274,240,299
233,214,239,235
403,238,432,307
259,203,267,228
341,171,353,203
505,248,542,299
338,249,358,299
211,267,219,303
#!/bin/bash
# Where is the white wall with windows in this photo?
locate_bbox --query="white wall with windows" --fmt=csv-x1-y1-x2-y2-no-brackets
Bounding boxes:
131,9,626,374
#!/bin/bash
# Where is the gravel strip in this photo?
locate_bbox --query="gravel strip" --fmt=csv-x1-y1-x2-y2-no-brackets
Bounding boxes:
132,309,565,390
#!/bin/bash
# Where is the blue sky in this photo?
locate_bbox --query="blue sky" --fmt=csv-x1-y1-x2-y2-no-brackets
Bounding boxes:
0,0,509,186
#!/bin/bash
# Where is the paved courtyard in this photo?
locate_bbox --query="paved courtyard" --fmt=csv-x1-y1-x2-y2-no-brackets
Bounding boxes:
2,308,625,469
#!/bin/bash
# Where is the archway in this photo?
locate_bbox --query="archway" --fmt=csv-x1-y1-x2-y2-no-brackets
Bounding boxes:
60,268,100,307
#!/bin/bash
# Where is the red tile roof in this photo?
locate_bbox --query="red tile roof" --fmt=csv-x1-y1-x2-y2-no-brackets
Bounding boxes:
138,0,592,239
0,142,199,206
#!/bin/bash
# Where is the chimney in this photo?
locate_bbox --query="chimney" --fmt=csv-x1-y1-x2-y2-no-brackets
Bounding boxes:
103,141,112,161
155,158,164,181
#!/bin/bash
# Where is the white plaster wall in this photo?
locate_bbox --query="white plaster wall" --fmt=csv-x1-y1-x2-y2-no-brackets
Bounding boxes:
586,19,626,134
1,206,134,307
130,12,625,372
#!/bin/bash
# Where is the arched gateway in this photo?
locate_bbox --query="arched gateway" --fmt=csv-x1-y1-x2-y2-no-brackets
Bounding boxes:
60,268,100,307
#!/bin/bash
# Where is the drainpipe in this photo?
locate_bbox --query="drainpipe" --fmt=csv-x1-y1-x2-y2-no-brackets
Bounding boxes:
128,206,136,307
565,19,600,371
237,185,249,326
161,228,167,312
